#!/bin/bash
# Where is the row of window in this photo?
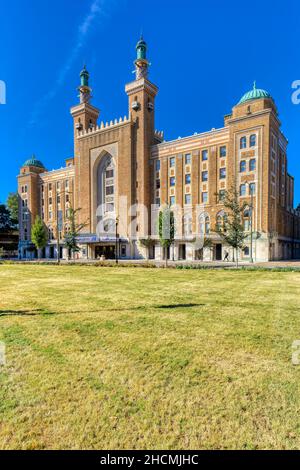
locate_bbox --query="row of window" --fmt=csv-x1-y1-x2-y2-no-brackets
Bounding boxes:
166,168,227,187
240,134,257,149
45,208,71,221
163,184,255,207
42,180,70,192
169,192,208,206
21,185,28,194
155,147,227,172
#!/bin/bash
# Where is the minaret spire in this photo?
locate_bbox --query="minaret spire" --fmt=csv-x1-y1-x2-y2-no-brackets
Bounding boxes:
78,65,92,103
135,36,149,80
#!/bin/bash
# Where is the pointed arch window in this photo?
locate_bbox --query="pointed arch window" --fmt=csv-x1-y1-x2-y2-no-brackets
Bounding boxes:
199,213,210,235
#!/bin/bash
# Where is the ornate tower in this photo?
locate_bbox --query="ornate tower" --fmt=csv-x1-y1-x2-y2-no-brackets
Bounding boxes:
70,66,100,156
125,37,158,242
70,66,100,217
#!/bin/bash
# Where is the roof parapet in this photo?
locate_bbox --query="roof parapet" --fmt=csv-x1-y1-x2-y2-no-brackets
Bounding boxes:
78,115,130,137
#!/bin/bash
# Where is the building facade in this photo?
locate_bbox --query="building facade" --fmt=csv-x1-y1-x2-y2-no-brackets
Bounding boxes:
18,38,300,262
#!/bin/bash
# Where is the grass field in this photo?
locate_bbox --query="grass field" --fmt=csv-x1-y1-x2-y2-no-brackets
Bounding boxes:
1,265,300,450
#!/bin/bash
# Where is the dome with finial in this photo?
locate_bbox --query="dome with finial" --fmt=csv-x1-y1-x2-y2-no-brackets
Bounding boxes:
22,155,45,169
238,81,272,105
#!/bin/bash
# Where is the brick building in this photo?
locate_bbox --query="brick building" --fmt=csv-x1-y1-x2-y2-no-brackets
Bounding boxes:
18,38,300,261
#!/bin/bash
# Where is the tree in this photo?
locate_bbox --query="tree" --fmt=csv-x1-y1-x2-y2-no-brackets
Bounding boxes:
138,237,154,260
64,208,88,259
0,247,4,259
0,204,12,233
6,192,19,227
31,216,48,258
158,206,175,267
215,187,247,267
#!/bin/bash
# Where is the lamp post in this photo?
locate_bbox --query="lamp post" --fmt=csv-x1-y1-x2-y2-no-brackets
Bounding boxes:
246,182,254,264
56,189,73,265
115,216,119,265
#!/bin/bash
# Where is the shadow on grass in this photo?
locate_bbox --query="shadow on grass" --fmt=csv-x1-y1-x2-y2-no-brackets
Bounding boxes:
155,303,204,309
0,309,55,317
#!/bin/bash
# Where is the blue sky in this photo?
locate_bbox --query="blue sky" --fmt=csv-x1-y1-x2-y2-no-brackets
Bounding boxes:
1,0,299,204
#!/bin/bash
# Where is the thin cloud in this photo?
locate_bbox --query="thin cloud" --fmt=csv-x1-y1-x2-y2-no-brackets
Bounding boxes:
28,0,107,127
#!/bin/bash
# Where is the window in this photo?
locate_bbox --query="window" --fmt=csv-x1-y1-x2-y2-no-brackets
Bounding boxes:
155,198,160,206
219,190,226,201
24,185,28,193
240,137,247,149
170,176,176,186
202,192,208,203
185,153,191,165
249,159,256,171
65,180,69,189
66,194,69,203
185,174,191,184
56,182,60,190
250,134,256,147
243,246,250,256
202,149,208,161
249,182,256,195
205,216,210,234
202,171,208,182
121,245,126,257
216,212,226,231
49,211,52,220
243,209,250,231
185,194,191,205
155,160,160,171
240,160,247,172
170,196,175,206
220,146,227,158
49,197,52,205
49,183,52,191
106,169,114,179
219,168,226,179
240,184,246,197
170,157,175,167
156,179,160,189
199,214,210,234
106,186,114,195
41,185,44,193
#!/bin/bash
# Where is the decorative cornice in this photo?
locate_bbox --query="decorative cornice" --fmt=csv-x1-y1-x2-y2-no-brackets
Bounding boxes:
125,78,158,97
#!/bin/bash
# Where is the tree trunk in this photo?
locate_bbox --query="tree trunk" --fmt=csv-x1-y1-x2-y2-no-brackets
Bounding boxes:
236,248,239,268
165,247,168,268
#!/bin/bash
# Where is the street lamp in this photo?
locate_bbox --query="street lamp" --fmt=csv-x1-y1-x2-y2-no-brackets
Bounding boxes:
115,215,119,265
56,189,73,265
246,182,254,264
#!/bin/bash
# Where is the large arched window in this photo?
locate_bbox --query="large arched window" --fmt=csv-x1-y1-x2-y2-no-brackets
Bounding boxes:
199,213,210,235
216,211,227,232
97,154,115,217
183,213,192,236
240,136,247,149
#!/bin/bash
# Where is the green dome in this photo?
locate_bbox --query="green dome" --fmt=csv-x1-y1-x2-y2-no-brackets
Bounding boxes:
238,82,271,104
22,155,45,169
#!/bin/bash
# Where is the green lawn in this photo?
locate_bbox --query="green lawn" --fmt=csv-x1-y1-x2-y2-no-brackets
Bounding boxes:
0,265,300,450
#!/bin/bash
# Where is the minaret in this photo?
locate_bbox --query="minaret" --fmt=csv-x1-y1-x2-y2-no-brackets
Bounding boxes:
125,37,158,240
79,65,92,103
70,65,100,156
134,37,149,80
